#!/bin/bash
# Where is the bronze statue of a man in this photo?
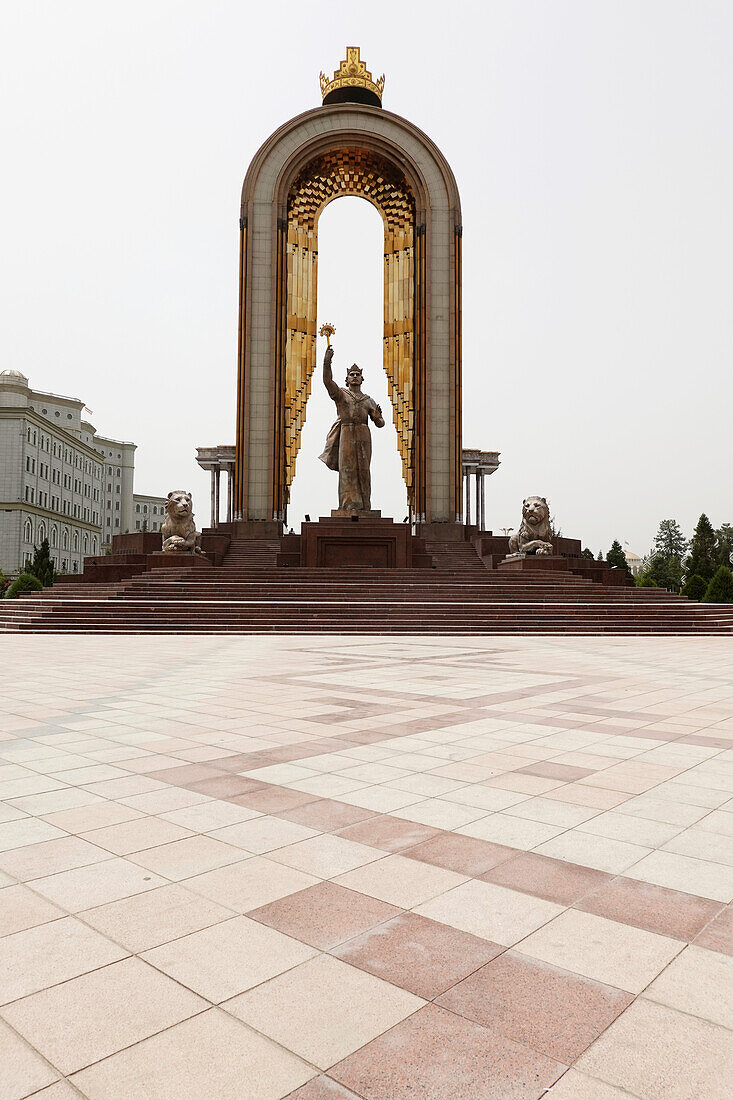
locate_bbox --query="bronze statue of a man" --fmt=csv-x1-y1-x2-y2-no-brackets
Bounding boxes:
319,345,385,513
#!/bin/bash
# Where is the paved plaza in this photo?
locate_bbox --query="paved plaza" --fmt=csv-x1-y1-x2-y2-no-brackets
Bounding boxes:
1,634,731,1099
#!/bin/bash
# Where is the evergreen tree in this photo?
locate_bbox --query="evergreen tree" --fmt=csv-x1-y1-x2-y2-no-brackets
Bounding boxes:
644,519,688,591
646,551,684,591
606,539,632,578
581,548,595,560
24,539,55,588
715,524,733,570
685,514,717,581
653,519,688,558
703,566,733,604
681,574,707,601
596,551,604,562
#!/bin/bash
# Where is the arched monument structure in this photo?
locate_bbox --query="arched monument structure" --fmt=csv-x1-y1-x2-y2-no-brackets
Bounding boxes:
234,48,463,530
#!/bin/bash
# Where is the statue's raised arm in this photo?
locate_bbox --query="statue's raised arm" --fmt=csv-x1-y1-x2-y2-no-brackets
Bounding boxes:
322,345,339,399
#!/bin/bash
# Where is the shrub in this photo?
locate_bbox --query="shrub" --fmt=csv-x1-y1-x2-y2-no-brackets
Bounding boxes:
702,566,733,604
5,573,44,599
636,573,658,587
682,574,707,601
25,538,55,587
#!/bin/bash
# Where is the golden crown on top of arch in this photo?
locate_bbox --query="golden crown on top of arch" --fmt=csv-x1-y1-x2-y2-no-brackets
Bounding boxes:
319,47,385,103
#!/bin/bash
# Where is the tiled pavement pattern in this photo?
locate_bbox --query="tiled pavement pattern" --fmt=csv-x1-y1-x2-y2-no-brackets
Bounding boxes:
0,635,731,1099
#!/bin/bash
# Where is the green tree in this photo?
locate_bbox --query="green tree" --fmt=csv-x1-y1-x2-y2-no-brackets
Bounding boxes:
24,539,55,588
715,524,733,570
646,552,684,591
5,573,43,599
681,574,707,601
581,548,595,560
685,514,717,581
642,519,688,592
703,566,733,604
606,539,632,578
596,551,604,562
653,519,688,558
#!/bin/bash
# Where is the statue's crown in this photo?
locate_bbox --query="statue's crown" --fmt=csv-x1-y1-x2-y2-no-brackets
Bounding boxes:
320,47,385,107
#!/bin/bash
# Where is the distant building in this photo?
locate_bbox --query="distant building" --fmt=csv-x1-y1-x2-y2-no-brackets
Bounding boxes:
0,370,165,575
133,493,167,533
624,549,644,576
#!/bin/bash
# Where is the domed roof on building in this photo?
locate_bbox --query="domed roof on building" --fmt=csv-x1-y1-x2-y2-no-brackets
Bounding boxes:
0,369,28,382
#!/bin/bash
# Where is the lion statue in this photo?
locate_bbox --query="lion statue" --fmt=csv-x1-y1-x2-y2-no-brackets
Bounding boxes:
161,491,204,554
508,496,554,556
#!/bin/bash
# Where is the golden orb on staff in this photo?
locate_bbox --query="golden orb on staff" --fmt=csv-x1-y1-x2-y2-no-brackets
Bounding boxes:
319,322,336,347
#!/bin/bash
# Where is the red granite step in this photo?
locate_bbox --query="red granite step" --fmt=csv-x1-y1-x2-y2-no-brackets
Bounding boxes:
3,534,732,635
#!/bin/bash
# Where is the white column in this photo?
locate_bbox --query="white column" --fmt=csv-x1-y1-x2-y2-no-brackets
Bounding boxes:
479,469,486,533
210,468,216,528
464,470,471,526
214,468,221,528
226,465,233,523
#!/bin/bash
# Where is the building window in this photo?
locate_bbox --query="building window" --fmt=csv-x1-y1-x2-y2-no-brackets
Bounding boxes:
51,526,58,548
83,535,88,555
73,532,79,551
62,528,69,549
135,521,140,530
24,519,33,544
135,503,140,513
38,522,46,543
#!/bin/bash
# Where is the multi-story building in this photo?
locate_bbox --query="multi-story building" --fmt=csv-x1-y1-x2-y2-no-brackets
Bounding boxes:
132,493,167,533
0,370,165,575
96,435,136,548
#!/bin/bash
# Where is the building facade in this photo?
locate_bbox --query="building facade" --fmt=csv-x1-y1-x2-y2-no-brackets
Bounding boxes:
0,370,164,575
624,549,644,576
132,493,167,533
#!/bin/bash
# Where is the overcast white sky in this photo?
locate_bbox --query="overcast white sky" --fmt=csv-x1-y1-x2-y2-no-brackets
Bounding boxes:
2,1,730,554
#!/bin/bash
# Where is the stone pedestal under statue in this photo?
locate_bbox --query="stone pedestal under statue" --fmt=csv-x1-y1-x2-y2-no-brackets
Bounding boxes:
278,515,432,569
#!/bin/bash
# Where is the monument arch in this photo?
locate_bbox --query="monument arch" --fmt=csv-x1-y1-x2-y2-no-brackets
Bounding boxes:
234,49,463,528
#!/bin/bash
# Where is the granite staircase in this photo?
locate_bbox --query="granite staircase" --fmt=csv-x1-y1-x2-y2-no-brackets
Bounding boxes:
2,535,733,634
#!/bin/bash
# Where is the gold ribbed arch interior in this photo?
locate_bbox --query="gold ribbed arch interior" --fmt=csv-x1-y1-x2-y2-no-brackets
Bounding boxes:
281,148,416,506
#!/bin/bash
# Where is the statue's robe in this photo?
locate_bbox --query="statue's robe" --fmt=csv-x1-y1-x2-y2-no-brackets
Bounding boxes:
319,384,380,512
